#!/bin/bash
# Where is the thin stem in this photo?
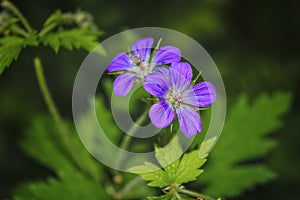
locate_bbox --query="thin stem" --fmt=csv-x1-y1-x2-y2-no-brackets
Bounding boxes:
191,70,202,86
39,23,57,37
10,25,29,37
33,57,99,181
117,177,143,199
174,191,183,200
177,188,216,200
120,109,149,150
2,0,32,32
34,57,61,123
115,109,149,170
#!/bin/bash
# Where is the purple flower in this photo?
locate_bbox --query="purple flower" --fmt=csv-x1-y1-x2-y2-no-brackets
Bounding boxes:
107,38,181,96
144,62,217,137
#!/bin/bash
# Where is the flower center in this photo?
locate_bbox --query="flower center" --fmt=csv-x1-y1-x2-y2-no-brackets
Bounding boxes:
166,88,182,108
132,55,152,79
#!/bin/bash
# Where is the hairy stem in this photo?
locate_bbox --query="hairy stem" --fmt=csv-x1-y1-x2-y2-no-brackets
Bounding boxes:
2,0,32,32
33,57,99,181
177,188,216,200
34,57,61,123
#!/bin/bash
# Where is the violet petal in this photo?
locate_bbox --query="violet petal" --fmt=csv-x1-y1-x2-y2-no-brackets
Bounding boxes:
131,37,153,62
144,73,170,98
152,46,181,65
176,105,202,137
107,53,133,72
113,73,136,96
149,100,175,128
181,82,217,107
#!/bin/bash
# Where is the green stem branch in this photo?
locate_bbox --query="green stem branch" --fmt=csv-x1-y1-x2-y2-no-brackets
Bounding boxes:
34,57,61,123
114,109,149,170
177,188,216,200
2,0,32,32
39,23,57,37
10,25,29,37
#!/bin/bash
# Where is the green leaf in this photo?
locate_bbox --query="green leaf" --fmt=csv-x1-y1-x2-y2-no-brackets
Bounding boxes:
21,115,103,181
41,28,105,54
129,136,207,188
13,167,111,200
175,150,206,184
44,10,62,26
199,137,217,158
155,136,183,168
199,92,292,197
0,36,24,74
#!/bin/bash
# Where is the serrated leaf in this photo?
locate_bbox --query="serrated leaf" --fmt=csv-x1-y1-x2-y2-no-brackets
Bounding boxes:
129,136,207,188
41,28,105,54
0,36,24,74
128,162,168,187
175,150,206,184
13,167,111,200
199,93,292,197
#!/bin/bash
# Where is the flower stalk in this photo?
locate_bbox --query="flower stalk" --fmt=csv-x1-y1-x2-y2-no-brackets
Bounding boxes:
115,109,149,170
34,56,100,181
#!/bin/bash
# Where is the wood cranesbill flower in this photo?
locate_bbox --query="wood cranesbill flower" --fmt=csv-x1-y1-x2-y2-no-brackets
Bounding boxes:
144,62,217,137
107,37,181,96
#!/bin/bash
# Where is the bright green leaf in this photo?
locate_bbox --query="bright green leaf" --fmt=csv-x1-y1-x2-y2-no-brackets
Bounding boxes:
0,36,24,74
175,150,206,184
129,136,207,188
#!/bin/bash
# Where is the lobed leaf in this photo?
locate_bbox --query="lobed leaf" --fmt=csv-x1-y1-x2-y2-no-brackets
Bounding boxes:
13,167,110,200
199,92,292,197
0,36,24,74
129,136,207,188
41,28,105,54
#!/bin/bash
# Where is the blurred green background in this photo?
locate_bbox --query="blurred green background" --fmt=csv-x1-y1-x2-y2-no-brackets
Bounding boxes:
0,0,299,199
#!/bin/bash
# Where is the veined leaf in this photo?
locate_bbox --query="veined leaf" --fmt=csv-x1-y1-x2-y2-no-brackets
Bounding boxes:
129,137,207,188
199,92,292,197
0,36,24,74
41,28,105,54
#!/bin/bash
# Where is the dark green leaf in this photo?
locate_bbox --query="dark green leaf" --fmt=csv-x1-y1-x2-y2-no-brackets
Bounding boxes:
13,167,111,200
41,28,105,54
200,93,292,197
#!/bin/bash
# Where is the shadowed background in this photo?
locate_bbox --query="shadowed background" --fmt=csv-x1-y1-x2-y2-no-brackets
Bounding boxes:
0,0,299,199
